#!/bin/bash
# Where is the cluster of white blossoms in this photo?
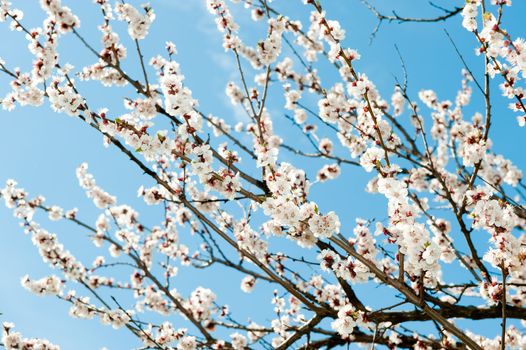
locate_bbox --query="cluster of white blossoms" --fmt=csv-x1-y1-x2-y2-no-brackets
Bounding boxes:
371,168,443,283
461,0,526,126
466,326,526,350
451,115,488,167
46,77,84,116
233,219,269,259
465,186,526,274
40,0,79,34
1,182,86,282
27,26,57,83
331,303,369,338
1,179,29,217
21,274,63,296
229,332,248,350
207,0,293,69
259,160,344,247
479,280,506,305
251,110,282,168
317,221,377,284
0,1,56,110
225,81,244,105
206,0,238,34
78,14,128,86
177,335,197,350
359,147,384,172
76,163,116,209
257,16,286,65
306,9,345,63
101,309,132,329
123,321,188,348
314,76,399,163
2,322,60,350
184,287,217,322
115,3,155,40
207,115,232,137
461,0,480,32
0,72,45,111
390,86,405,116
429,219,457,263
158,60,204,139
318,84,350,124
283,85,310,126
268,292,297,347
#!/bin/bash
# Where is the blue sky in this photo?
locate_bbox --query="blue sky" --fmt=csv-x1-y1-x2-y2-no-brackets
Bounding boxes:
1,0,525,349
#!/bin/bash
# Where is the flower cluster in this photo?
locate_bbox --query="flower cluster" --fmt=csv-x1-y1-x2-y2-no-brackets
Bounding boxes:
258,17,286,65
460,0,526,125
316,163,340,182
184,287,217,322
46,77,84,116
465,187,524,273
331,303,369,337
160,61,201,137
40,0,79,34
76,163,116,208
115,3,155,40
461,0,480,32
21,275,63,296
308,211,340,238
206,0,238,33
2,322,60,350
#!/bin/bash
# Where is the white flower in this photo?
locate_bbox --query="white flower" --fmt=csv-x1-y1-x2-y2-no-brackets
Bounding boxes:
360,147,384,172
308,211,340,238
177,336,197,350
48,205,63,221
230,333,247,350
240,275,256,293
101,309,131,329
316,163,340,182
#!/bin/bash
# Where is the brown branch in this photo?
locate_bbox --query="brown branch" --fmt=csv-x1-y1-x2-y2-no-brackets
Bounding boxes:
275,314,324,350
362,1,463,24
